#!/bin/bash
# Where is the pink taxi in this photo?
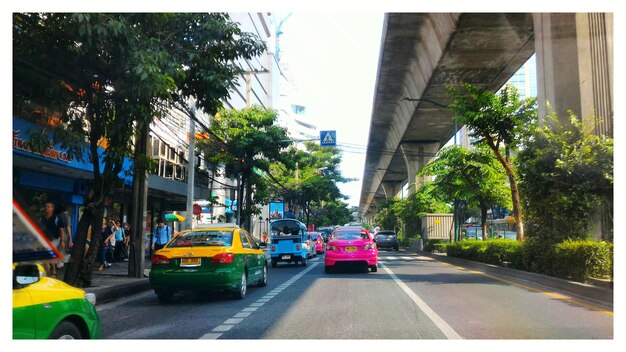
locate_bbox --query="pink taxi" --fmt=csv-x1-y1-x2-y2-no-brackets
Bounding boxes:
324,226,378,273
309,232,325,254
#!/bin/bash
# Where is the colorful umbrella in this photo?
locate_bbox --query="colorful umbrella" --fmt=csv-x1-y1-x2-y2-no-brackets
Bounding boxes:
164,213,185,222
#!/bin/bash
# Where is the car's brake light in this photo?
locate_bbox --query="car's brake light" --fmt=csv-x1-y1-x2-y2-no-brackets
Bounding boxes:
151,254,170,265
363,243,376,250
211,252,235,264
296,245,301,250
271,246,276,251
327,244,338,251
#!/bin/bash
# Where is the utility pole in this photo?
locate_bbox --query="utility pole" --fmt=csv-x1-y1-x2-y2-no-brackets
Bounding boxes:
129,122,149,278
186,110,196,230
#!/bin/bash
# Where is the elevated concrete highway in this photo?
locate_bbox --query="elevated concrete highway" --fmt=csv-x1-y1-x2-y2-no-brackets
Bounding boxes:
359,13,613,221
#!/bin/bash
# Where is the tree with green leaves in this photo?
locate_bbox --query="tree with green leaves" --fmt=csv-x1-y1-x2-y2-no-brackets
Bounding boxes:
13,13,266,286
197,106,290,231
373,198,400,232
516,112,613,243
309,199,354,229
420,145,511,240
270,142,349,227
448,83,537,240
392,183,451,238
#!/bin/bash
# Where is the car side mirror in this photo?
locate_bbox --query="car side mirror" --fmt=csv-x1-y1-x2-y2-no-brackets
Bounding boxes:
13,263,43,289
260,242,267,248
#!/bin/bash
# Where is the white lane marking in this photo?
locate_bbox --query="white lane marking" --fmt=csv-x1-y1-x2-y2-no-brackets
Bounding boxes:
380,263,462,339
224,318,244,324
212,325,234,332
201,333,222,339
200,262,320,339
401,256,414,260
96,291,154,312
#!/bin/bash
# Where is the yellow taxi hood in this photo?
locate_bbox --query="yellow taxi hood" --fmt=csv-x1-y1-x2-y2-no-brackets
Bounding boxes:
13,277,86,308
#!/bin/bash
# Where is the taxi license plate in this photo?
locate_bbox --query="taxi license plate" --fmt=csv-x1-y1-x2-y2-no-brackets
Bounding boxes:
281,255,292,260
345,246,357,252
180,258,201,267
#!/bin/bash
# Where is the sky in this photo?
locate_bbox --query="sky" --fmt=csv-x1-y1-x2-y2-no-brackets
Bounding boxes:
277,12,385,208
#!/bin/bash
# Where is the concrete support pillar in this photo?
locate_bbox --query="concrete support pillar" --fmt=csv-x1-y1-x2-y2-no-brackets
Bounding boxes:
381,181,402,199
400,142,439,195
533,13,613,137
533,13,613,240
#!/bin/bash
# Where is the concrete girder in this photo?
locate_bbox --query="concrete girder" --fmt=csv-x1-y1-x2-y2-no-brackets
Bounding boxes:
360,13,536,217
400,142,439,195
533,13,613,137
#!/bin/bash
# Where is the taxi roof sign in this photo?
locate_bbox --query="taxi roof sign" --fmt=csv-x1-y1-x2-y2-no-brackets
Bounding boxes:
13,199,63,263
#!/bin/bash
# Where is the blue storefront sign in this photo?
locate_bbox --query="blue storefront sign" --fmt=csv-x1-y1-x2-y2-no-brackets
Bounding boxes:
13,117,133,185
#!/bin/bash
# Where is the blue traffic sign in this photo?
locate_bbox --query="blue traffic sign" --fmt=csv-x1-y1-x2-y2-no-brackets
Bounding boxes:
320,130,336,146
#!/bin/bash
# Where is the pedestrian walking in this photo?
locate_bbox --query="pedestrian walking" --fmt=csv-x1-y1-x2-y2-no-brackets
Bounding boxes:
39,201,66,277
151,219,172,252
98,218,114,271
57,205,73,267
113,220,126,263
123,222,131,260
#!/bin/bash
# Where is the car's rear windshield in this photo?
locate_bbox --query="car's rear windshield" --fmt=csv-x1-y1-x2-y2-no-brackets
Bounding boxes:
333,232,369,240
168,231,234,248
377,231,395,236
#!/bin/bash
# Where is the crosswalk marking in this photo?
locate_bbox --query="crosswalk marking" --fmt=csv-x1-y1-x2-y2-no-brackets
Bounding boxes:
379,255,418,261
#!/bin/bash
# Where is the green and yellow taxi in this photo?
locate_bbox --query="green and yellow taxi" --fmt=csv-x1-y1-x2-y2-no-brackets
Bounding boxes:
13,263,100,339
149,223,268,302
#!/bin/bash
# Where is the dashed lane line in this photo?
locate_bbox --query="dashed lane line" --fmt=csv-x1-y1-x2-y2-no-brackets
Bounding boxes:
199,262,320,339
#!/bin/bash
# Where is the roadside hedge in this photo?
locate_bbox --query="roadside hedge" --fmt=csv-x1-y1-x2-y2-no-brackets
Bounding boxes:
423,239,448,252
444,238,613,283
552,240,613,281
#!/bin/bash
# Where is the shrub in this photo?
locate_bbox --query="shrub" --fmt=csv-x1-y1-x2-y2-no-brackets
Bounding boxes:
445,237,613,283
432,243,448,253
552,240,613,281
519,238,557,275
424,239,449,252
446,240,487,261
481,239,523,266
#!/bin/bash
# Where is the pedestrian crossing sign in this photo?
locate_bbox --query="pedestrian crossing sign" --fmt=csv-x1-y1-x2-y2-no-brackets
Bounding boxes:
320,130,336,146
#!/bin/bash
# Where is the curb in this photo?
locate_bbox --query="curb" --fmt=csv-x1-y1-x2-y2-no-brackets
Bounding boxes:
417,251,613,309
85,279,152,305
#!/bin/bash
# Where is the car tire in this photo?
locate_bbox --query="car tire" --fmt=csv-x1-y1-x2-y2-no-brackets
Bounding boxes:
395,246,399,251
49,321,83,339
155,289,174,303
325,265,333,274
234,271,247,299
257,265,268,287
370,265,378,272
301,257,307,266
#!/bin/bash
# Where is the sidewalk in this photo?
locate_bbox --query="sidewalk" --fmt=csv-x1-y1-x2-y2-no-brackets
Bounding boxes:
58,259,153,305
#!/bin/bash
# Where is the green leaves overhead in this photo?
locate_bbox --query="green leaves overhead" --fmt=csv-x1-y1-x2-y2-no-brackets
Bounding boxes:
447,83,536,240
516,112,613,242
14,12,267,188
